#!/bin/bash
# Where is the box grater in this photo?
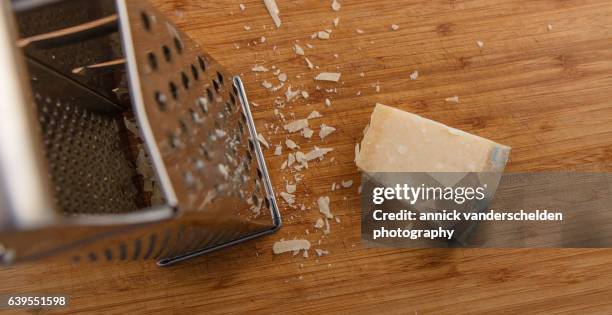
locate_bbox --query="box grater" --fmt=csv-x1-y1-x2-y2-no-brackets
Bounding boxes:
0,0,281,266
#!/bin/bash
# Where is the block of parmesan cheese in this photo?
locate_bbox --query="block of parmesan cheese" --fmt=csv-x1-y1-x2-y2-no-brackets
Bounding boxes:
356,103,510,173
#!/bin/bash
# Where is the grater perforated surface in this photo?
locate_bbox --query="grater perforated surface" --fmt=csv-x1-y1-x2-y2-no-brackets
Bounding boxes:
119,0,273,219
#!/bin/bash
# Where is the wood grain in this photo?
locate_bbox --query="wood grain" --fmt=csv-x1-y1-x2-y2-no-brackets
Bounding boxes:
3,0,612,313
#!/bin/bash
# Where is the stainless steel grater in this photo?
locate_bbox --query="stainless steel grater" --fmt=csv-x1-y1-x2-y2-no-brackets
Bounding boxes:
0,0,280,266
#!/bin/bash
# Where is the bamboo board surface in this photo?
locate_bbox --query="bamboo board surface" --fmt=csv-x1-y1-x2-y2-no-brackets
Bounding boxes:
2,0,612,313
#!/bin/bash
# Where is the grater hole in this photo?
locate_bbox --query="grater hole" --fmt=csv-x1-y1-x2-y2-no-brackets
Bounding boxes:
229,93,236,106
197,56,206,71
251,194,259,207
264,197,270,209
174,37,183,54
155,91,168,111
216,71,224,85
238,120,244,134
181,71,190,89
162,45,172,62
169,133,180,148
147,52,158,71
191,64,199,81
141,11,151,31
206,88,214,103
248,139,255,153
257,168,263,180
169,81,178,100
179,118,189,134
212,79,220,93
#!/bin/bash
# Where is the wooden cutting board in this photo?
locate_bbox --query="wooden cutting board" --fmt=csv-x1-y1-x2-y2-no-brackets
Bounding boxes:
2,0,612,313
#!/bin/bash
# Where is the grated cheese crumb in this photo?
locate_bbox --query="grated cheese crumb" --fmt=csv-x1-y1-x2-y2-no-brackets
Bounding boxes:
445,96,460,103
410,70,419,81
274,145,282,156
317,196,333,219
391,24,399,31
331,0,341,11
476,40,484,48
341,180,353,188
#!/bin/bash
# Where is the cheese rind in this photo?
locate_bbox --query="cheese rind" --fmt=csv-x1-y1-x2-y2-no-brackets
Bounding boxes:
356,104,510,173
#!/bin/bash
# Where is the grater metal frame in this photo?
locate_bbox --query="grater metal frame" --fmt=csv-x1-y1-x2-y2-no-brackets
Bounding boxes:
0,0,281,266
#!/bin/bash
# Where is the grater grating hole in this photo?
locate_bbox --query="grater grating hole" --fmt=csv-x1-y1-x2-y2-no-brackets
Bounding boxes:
191,64,199,81
133,238,142,260
212,79,220,93
248,138,255,153
197,56,206,71
141,11,152,31
181,71,190,89
104,248,112,261
216,71,224,86
169,81,178,100
162,45,172,62
147,52,158,71
206,88,214,103
143,233,157,259
173,37,183,54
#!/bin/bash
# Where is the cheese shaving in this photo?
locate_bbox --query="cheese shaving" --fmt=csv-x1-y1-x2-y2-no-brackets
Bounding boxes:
252,65,269,72
305,146,333,161
257,133,269,149
315,72,341,82
272,239,310,254
280,192,295,204
286,184,297,194
319,124,336,139
445,96,460,103
285,139,299,150
308,111,323,119
263,0,282,28
284,119,309,133
294,44,305,56
317,196,334,219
